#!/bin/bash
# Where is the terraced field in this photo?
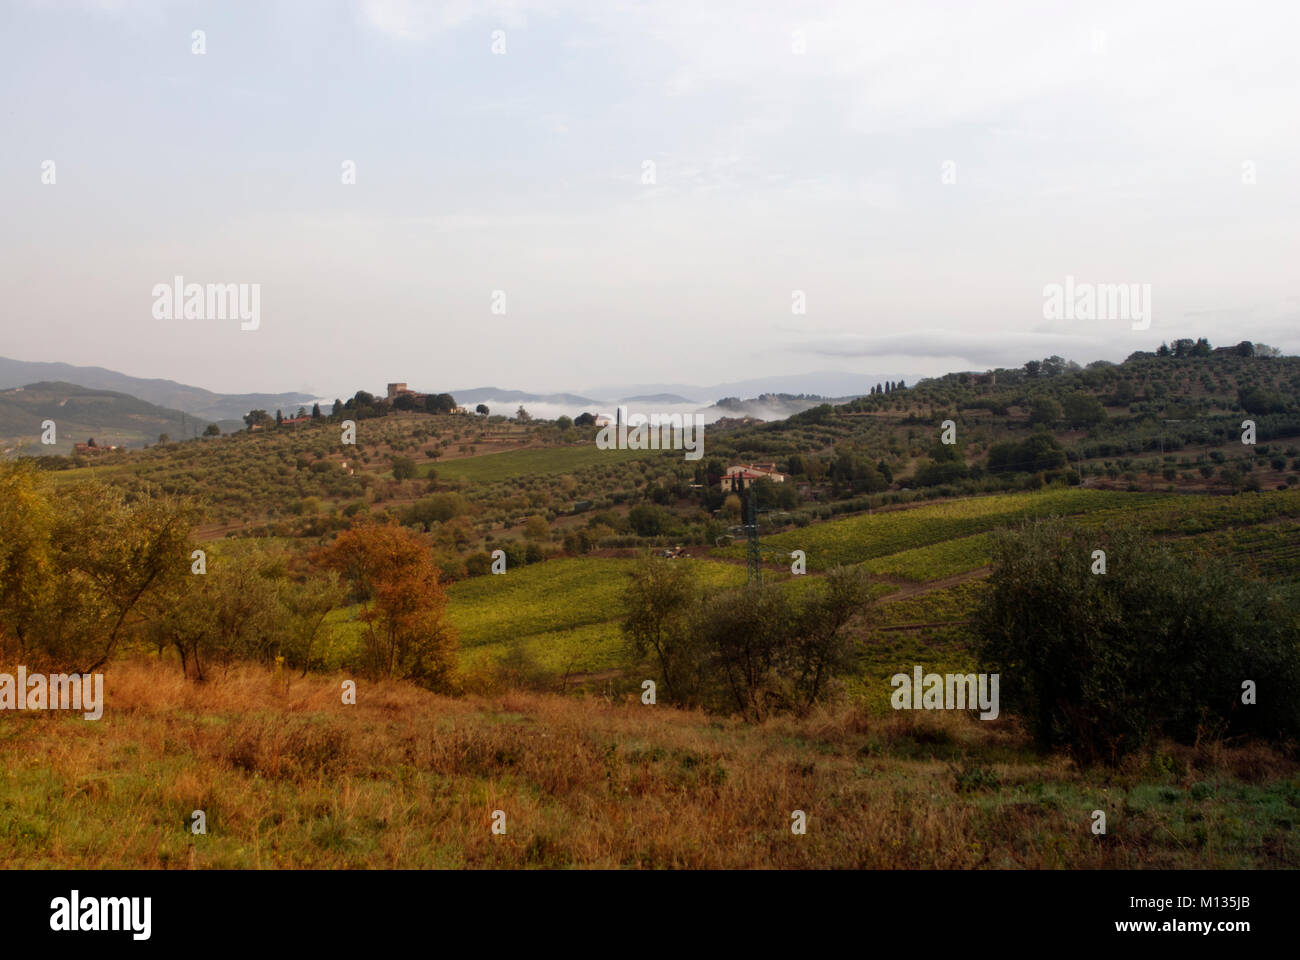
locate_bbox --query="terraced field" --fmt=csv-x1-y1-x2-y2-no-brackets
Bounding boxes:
722,489,1176,570
425,444,661,482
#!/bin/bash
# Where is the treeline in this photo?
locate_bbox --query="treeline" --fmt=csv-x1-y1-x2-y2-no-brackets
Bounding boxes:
243,389,462,429
0,463,457,688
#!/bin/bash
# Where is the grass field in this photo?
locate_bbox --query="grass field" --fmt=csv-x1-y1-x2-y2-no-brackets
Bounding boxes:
2,660,1294,869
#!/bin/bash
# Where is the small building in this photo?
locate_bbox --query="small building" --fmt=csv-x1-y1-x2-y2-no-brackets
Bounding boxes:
723,464,787,491
387,382,408,399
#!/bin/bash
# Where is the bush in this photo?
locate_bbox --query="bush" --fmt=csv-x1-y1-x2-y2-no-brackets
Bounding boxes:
986,433,1067,474
628,503,672,537
975,520,1300,764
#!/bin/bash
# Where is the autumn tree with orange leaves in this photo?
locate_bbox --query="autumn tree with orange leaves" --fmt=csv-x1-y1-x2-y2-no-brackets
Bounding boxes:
313,523,457,691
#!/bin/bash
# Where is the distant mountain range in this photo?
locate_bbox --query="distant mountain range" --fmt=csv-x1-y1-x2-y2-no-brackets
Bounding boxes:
0,356,315,422
449,387,603,407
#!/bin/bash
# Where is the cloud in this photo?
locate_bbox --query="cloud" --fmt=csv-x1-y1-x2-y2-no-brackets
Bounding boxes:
797,330,1119,368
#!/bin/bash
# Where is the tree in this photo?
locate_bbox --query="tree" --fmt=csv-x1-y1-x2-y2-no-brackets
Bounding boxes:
683,566,873,718
1041,355,1067,377
332,399,344,419
391,456,417,481
829,449,888,494
788,566,873,709
628,503,670,536
524,515,550,541
1239,387,1286,415
694,581,793,718
0,465,196,673
203,423,221,436
1028,395,1062,426
425,393,456,415
402,492,473,529
516,405,531,422
555,415,573,431
476,403,490,416
158,433,170,444
147,548,288,681
313,523,457,689
311,402,322,419
621,557,701,702
243,409,272,429
986,434,1067,474
976,520,1300,762
279,572,345,675
276,409,283,426
722,493,742,521
1061,392,1107,427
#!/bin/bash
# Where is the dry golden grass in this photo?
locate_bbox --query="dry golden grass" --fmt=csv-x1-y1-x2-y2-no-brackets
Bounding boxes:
0,659,1295,869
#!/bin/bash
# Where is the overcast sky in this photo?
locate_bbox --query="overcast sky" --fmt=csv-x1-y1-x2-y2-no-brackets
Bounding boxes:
3,0,1297,398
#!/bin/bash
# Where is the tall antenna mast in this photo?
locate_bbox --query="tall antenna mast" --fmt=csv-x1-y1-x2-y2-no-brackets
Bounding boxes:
746,486,761,583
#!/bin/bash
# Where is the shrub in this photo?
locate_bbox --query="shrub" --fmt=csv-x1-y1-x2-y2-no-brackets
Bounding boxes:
975,520,1300,764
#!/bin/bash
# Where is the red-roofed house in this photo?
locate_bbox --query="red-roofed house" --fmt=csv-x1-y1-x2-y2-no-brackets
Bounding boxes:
724,463,786,491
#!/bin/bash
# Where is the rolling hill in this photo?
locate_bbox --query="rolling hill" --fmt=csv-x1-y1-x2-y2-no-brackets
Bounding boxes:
0,381,213,453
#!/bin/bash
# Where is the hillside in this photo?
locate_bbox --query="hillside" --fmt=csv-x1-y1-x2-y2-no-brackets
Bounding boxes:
25,345,1297,532
4,342,1299,871
0,381,215,453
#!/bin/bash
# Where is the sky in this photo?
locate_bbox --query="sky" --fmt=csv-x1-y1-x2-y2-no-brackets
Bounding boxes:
2,0,1298,399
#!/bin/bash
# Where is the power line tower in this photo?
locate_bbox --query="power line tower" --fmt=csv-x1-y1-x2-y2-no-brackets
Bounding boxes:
745,489,761,582
717,473,787,583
